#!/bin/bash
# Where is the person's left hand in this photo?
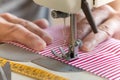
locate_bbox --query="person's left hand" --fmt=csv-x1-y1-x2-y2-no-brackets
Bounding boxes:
0,13,53,51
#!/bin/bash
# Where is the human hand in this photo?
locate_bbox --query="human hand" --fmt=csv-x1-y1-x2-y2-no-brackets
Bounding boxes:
77,5,120,51
0,13,53,51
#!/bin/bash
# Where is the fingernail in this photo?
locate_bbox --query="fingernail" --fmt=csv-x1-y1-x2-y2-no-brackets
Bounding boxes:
31,39,47,51
80,44,93,52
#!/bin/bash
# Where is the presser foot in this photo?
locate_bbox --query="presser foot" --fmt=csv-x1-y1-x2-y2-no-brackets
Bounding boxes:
51,48,78,61
51,39,82,61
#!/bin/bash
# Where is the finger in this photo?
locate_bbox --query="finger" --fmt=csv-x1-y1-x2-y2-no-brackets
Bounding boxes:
77,5,115,39
21,21,53,45
33,19,49,29
81,30,109,52
0,13,53,45
0,17,15,41
81,14,120,52
3,23,47,51
0,13,49,29
112,14,120,40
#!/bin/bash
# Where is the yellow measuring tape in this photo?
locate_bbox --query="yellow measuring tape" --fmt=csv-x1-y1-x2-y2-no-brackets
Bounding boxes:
0,57,68,80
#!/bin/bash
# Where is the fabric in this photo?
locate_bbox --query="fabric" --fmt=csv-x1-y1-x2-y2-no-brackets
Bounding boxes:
0,0,50,21
4,26,120,80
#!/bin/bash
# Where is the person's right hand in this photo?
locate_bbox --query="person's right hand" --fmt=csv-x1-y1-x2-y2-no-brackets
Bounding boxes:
0,13,53,51
76,5,120,52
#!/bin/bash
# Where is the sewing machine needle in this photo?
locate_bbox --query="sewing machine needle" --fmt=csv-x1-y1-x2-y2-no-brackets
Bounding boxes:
62,18,67,46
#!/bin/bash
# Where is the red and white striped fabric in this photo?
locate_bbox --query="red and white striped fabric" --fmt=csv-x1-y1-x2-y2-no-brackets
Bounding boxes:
5,26,120,80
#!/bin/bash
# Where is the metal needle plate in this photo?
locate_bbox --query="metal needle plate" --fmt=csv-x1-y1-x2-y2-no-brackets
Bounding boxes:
0,44,83,72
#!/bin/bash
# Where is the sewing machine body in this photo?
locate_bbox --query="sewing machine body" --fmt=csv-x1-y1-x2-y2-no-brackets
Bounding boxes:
34,0,114,13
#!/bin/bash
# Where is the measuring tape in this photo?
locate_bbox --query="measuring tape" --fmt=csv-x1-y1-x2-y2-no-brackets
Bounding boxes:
0,57,68,80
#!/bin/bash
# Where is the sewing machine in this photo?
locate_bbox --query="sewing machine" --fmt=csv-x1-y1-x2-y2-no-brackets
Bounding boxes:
33,0,114,61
